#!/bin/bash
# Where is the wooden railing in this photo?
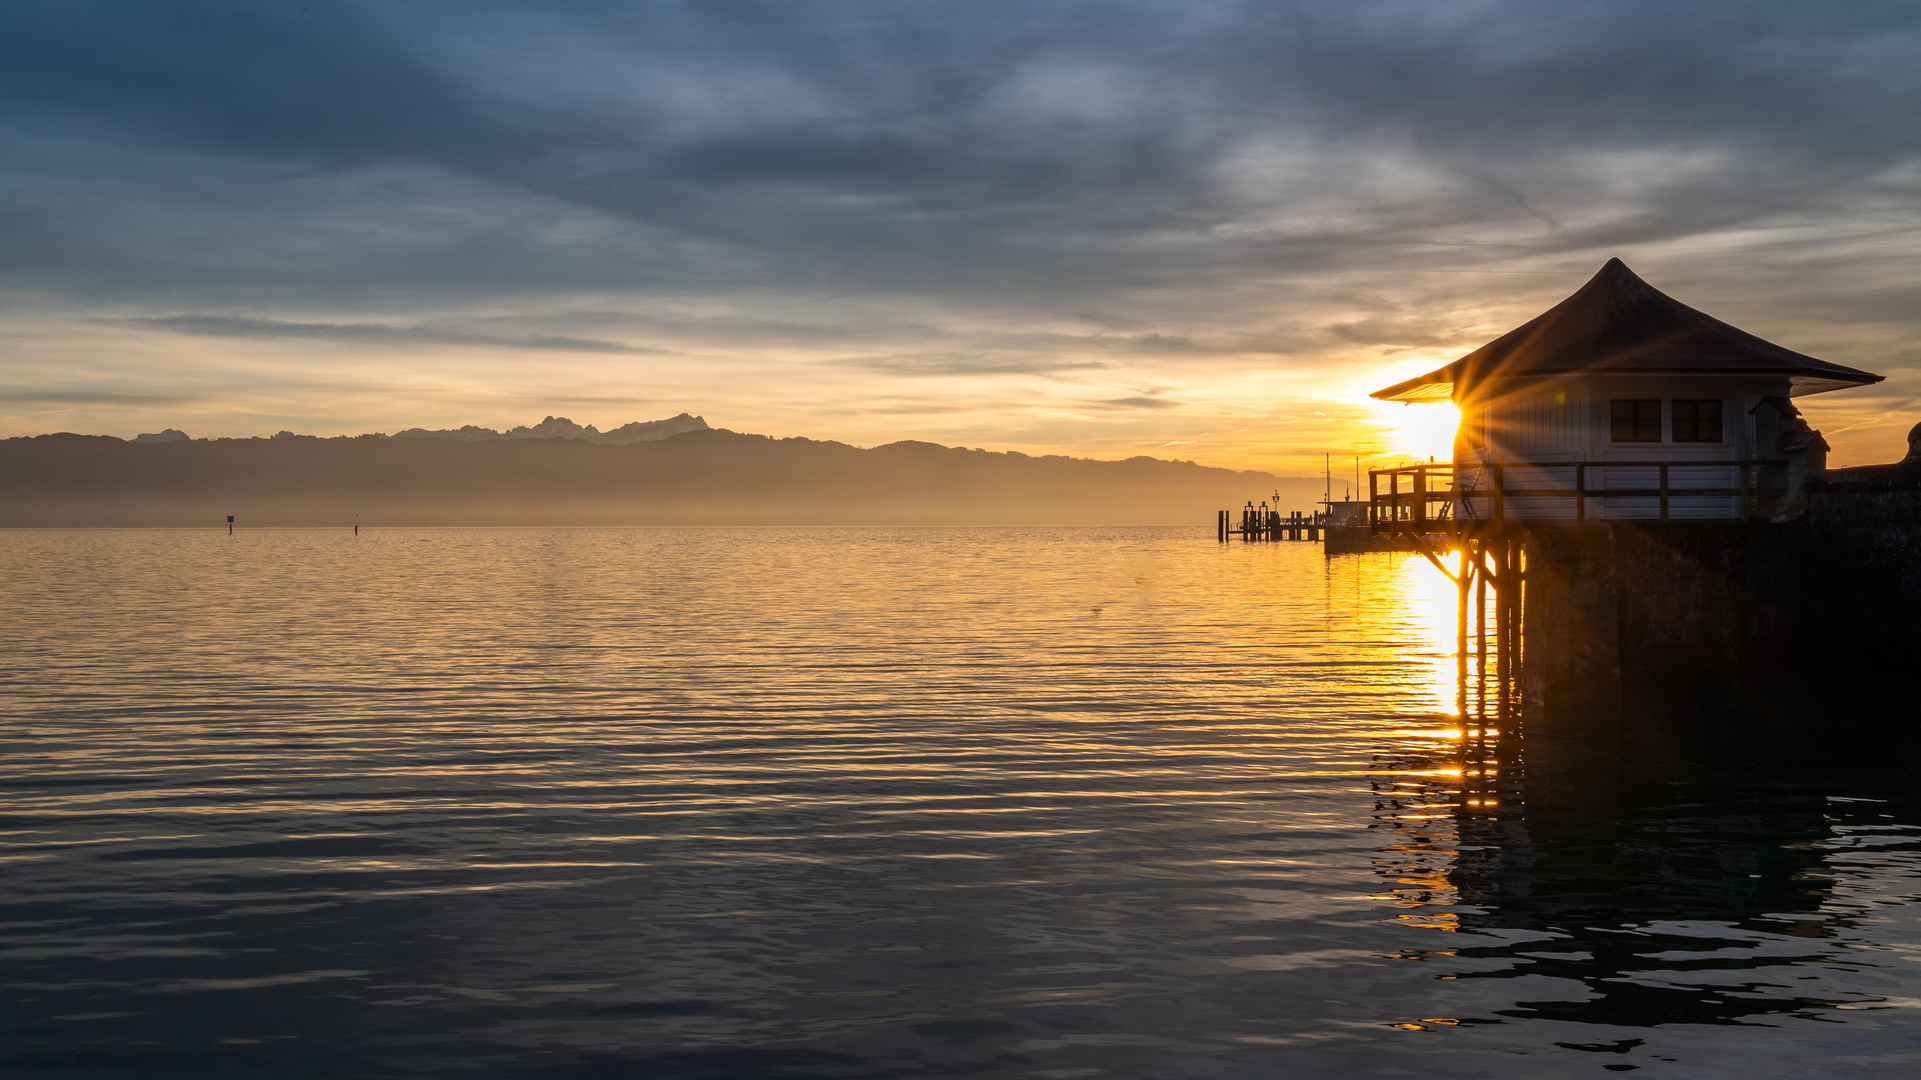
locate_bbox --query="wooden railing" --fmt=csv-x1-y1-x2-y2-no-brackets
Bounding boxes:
1368,460,1788,534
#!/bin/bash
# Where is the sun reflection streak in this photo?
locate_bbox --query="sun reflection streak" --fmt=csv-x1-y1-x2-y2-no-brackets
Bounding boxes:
1398,552,1462,717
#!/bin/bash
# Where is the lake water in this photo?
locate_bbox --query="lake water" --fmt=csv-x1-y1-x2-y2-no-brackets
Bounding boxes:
5,527,1921,1078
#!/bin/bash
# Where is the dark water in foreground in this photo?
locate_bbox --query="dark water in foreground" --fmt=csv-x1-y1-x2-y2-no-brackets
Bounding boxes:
5,527,1921,1078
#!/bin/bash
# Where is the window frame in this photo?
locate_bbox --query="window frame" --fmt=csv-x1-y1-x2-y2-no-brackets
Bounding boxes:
1609,398,1663,443
1671,398,1724,443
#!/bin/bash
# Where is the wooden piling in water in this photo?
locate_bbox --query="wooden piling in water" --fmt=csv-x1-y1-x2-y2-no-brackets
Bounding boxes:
1213,503,1330,543
1456,548,1471,721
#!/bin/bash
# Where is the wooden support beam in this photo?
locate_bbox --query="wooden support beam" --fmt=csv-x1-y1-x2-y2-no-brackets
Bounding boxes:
1408,533,1459,585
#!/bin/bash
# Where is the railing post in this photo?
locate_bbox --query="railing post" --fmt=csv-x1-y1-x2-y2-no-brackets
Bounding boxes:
1739,461,1751,522
1659,463,1669,521
1413,469,1427,532
1575,463,1585,521
1492,465,1505,523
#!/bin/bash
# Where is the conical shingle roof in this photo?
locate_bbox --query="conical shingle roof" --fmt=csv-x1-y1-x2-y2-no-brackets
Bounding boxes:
1372,259,1881,402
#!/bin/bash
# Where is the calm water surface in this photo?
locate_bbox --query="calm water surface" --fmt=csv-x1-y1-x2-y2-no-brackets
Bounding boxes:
5,527,1921,1078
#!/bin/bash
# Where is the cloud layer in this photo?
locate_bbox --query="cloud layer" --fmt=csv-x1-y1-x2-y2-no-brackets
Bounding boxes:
3,0,1919,467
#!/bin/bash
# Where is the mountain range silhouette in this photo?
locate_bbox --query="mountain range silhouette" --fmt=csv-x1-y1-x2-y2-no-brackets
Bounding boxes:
3,422,1320,526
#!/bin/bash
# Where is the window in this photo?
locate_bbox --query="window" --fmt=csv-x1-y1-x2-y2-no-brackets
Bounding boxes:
1610,399,1661,442
1672,398,1723,443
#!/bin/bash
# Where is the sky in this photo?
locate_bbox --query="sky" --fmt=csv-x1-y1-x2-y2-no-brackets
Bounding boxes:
3,0,1919,473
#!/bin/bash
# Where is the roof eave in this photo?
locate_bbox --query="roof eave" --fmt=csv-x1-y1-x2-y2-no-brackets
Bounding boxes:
1789,372,1886,397
1370,367,1455,402
1402,365,1882,398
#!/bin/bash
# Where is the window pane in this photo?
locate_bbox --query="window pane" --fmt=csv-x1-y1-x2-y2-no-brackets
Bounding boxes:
1610,399,1661,442
1673,398,1722,442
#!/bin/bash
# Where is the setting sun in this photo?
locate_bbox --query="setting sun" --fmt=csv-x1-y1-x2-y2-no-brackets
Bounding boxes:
1368,397,1461,464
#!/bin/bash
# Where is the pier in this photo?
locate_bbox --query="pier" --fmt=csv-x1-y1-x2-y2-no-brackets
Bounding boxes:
1363,459,1921,725
1216,502,1324,542
1362,456,1802,724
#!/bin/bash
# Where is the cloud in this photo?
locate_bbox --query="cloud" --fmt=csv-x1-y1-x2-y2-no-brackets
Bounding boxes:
6,0,1916,304
129,315,651,353
1,0,1919,466
837,352,1110,376
1,389,190,405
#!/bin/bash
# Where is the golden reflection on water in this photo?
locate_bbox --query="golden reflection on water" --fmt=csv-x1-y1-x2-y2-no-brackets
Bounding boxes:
1398,549,1463,718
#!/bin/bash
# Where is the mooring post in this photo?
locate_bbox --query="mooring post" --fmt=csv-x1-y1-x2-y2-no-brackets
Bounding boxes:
227,514,234,535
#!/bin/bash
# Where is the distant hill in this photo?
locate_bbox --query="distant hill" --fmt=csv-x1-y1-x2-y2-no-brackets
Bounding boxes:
389,412,710,445
0,429,1329,527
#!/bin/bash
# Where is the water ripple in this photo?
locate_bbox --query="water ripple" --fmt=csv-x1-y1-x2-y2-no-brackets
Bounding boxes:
4,527,1920,1078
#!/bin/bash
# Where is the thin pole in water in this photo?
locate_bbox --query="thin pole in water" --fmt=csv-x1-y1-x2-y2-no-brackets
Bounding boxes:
227,515,234,535
354,513,359,536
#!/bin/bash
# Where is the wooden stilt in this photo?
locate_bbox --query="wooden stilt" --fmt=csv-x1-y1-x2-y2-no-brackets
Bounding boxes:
1475,541,1488,725
1456,544,1471,721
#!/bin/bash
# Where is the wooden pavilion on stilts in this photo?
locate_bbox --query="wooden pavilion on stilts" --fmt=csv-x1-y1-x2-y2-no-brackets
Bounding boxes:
1365,258,1882,731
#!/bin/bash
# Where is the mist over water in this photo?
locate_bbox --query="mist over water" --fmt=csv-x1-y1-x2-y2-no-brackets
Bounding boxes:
5,528,1920,1078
